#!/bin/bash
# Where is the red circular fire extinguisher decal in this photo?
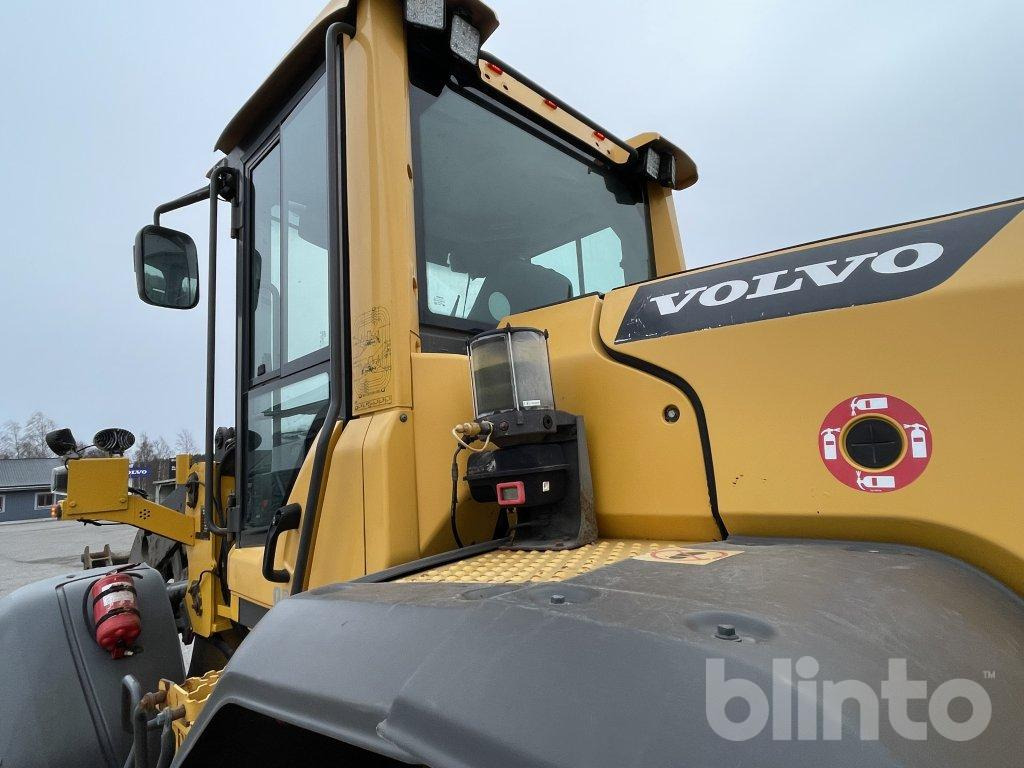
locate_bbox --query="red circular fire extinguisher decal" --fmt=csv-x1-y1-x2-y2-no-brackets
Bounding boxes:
818,393,932,493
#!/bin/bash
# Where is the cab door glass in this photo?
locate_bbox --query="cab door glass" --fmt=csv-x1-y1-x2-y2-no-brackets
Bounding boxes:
251,146,282,377
242,72,333,539
244,371,329,531
282,79,329,365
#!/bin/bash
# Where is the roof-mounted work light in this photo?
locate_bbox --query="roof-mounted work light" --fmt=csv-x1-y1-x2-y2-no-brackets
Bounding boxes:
449,13,481,64
404,0,445,30
642,147,677,189
643,147,662,181
658,153,677,188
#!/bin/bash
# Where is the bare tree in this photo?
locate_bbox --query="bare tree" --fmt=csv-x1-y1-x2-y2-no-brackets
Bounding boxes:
133,433,158,466
22,411,57,458
175,428,198,456
0,413,56,458
131,433,171,494
153,436,173,460
0,421,19,459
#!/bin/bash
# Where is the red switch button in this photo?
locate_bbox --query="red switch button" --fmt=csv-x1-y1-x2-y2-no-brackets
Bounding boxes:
496,480,526,506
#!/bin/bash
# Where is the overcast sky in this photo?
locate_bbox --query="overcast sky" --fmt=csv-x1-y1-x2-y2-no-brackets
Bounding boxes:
0,1,1020,446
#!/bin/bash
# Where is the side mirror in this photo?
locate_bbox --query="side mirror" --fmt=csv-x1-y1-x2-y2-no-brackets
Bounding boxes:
133,224,200,309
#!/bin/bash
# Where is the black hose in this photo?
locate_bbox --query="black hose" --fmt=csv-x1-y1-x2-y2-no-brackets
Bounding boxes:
449,445,465,548
121,675,143,768
165,581,187,607
154,718,175,768
132,702,151,768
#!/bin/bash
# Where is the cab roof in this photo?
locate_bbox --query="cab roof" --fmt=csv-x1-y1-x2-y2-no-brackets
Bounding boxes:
214,0,696,191
215,0,498,153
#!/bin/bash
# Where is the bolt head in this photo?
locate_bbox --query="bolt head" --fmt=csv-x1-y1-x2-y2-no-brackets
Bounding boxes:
550,594,566,605
664,405,680,423
715,623,740,641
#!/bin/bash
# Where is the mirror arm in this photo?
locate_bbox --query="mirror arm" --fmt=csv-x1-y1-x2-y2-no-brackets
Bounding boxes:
153,185,211,226
143,172,238,537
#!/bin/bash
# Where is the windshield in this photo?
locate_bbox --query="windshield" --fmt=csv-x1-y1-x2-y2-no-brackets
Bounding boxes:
410,78,653,331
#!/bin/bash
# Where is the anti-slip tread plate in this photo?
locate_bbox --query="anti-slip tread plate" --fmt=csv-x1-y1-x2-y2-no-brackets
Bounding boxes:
398,539,688,583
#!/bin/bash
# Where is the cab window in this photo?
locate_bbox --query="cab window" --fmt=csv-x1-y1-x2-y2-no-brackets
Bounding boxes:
250,79,330,378
410,78,652,333
243,371,329,531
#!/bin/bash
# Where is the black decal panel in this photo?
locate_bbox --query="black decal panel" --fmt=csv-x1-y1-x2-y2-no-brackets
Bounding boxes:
615,203,1023,343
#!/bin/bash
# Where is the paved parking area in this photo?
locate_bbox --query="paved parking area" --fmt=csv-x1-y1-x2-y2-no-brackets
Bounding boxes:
1,520,198,669
0,519,137,597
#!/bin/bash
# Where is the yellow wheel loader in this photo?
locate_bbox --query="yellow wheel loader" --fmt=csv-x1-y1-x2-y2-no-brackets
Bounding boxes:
2,1,1022,766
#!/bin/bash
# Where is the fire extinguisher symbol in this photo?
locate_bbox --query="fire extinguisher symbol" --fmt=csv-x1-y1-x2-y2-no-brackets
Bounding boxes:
903,423,929,459
856,471,897,491
821,394,930,493
820,428,840,460
850,396,889,416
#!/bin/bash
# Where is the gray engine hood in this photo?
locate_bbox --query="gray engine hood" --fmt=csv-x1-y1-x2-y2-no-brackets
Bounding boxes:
174,537,1024,767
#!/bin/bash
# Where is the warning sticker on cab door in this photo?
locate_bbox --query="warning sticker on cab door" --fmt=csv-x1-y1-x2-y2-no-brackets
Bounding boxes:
633,547,742,565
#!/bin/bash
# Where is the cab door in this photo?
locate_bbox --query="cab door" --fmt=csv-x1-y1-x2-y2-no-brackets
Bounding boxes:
228,69,336,614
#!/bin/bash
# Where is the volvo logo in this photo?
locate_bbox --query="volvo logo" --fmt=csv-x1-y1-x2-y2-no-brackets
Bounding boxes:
648,243,943,316
615,202,1023,343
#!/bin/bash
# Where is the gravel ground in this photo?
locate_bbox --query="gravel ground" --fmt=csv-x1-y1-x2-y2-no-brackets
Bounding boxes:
0,519,138,598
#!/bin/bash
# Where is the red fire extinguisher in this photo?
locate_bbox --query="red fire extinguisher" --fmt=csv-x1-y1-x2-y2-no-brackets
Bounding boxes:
89,573,142,659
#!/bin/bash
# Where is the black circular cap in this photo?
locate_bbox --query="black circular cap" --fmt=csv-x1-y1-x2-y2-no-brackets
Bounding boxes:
844,418,903,469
